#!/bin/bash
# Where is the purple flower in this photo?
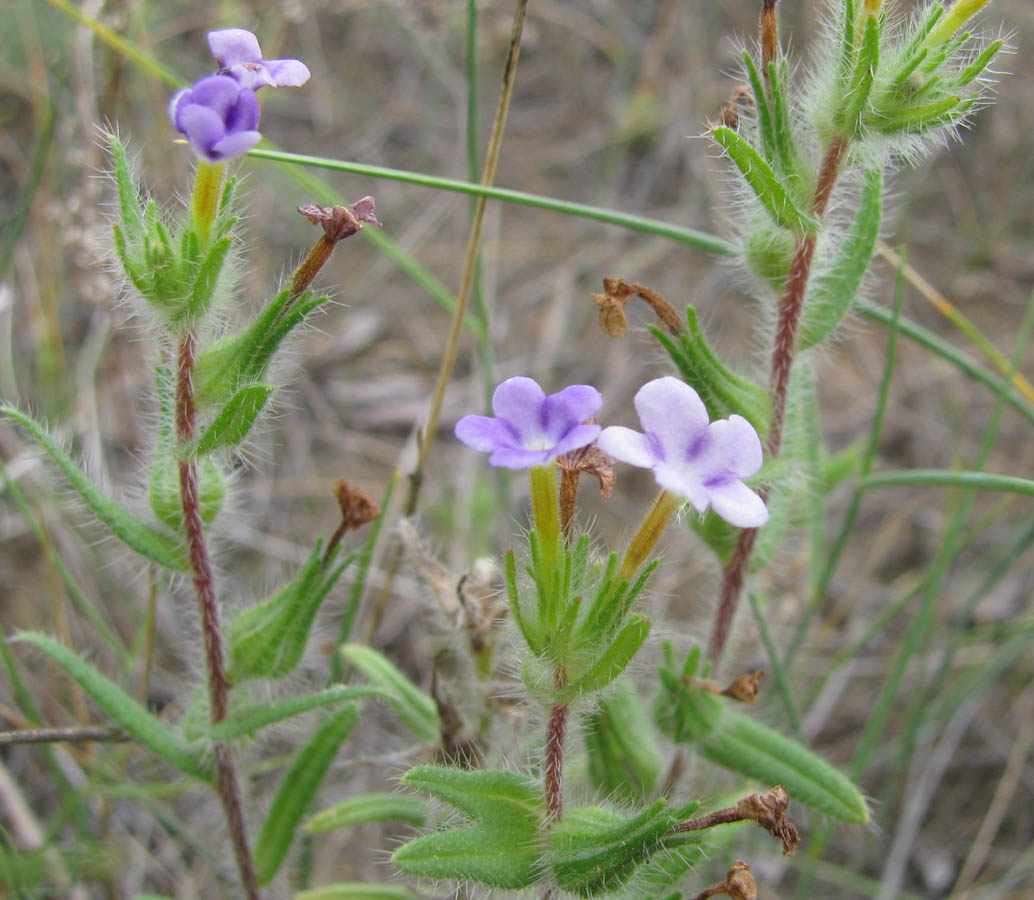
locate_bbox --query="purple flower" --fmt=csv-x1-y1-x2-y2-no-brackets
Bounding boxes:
597,377,768,528
455,377,603,470
169,75,261,162
208,28,311,91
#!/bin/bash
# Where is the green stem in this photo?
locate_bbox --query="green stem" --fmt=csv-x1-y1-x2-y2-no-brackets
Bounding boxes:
617,491,682,582
191,161,225,247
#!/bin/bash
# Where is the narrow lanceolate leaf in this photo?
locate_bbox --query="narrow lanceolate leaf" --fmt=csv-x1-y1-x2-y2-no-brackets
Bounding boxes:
585,682,660,803
798,169,882,350
304,792,428,834
340,644,440,743
840,13,880,136
209,685,388,741
711,127,818,236
742,51,777,164
547,800,699,898
292,887,420,900
15,632,211,781
698,709,869,824
184,235,232,321
2,407,187,570
393,766,544,889
869,95,963,133
564,616,651,699
108,134,144,238
255,705,359,884
192,384,274,456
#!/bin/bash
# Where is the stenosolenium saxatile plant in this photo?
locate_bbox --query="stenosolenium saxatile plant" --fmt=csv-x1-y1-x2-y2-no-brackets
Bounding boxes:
0,0,1003,897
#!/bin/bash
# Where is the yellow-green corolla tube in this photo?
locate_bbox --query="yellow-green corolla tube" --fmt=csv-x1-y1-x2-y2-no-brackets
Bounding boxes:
191,160,225,246
928,0,992,47
529,463,561,579
617,490,682,583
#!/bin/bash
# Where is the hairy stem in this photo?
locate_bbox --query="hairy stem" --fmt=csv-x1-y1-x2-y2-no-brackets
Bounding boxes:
544,700,569,821
707,137,847,665
176,330,260,900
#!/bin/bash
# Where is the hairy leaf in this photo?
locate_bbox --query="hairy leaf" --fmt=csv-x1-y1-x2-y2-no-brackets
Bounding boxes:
193,384,274,455
304,792,428,834
255,705,359,884
394,766,543,889
15,632,211,781
1,407,187,571
340,644,440,743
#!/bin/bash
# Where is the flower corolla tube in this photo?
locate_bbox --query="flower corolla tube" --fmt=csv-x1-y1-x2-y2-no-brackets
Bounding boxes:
455,376,602,470
598,377,768,528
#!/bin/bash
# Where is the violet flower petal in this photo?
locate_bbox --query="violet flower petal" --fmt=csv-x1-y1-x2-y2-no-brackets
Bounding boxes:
633,376,709,461
542,384,603,441
596,426,658,470
263,58,311,87
207,28,263,68
455,376,603,469
707,479,769,528
488,447,554,470
492,377,548,445
598,377,768,528
454,415,520,453
550,424,602,458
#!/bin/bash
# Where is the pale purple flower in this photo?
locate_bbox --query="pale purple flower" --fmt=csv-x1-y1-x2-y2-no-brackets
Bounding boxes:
455,377,603,469
598,377,768,528
208,28,311,91
169,75,261,162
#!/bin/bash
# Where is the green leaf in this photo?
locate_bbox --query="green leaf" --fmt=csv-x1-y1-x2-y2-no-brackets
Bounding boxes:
584,681,660,803
14,632,211,781
393,766,544,889
193,384,274,455
340,644,441,743
798,169,882,350
304,792,428,834
228,544,351,682
1,406,187,571
255,705,359,884
547,800,698,897
953,38,1003,89
698,710,869,824
839,13,880,136
653,643,724,744
869,95,963,133
711,126,818,236
564,616,651,699
107,133,144,238
292,887,420,900
650,305,770,434
184,235,231,322
742,51,776,164
209,685,388,741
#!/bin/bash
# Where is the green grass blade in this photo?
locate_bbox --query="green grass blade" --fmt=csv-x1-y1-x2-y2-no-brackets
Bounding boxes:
863,469,1034,496
246,148,734,257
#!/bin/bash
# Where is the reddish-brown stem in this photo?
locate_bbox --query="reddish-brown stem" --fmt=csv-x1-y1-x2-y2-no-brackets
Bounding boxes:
707,137,847,665
544,700,569,821
176,330,260,900
559,469,579,545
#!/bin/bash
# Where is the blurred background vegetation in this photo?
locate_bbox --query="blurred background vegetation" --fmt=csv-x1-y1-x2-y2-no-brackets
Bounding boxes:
1,0,1033,897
